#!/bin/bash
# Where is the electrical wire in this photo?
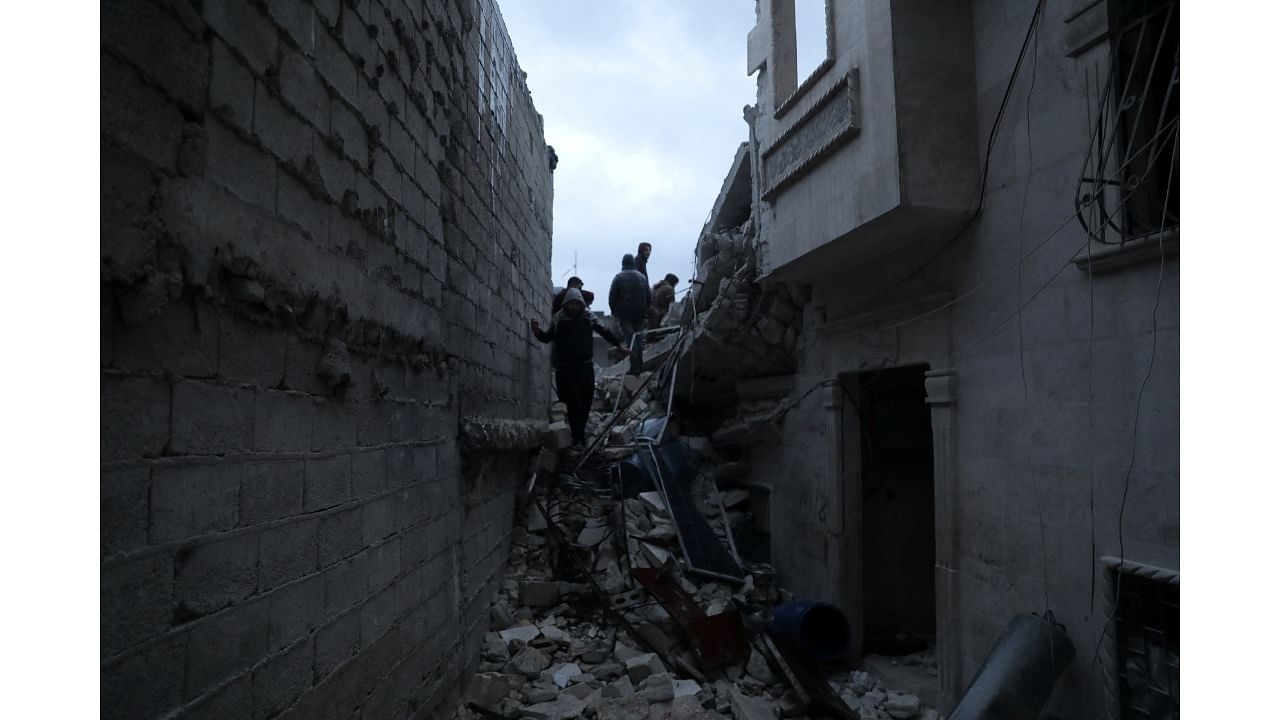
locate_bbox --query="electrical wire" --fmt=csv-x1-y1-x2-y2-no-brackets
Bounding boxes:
1082,124,1179,714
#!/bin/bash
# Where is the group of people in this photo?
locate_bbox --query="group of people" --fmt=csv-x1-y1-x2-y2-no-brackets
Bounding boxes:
530,242,681,448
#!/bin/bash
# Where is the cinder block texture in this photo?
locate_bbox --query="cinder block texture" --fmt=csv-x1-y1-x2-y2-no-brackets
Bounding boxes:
101,0,552,717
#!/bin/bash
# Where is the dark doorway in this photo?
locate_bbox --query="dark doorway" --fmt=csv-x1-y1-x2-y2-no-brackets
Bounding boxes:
853,365,936,655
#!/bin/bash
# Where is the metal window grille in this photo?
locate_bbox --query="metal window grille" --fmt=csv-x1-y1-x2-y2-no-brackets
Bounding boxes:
1077,0,1179,244
1111,563,1180,719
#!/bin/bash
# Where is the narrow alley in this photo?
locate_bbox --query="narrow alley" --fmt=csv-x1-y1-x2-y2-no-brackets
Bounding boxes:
100,0,1181,719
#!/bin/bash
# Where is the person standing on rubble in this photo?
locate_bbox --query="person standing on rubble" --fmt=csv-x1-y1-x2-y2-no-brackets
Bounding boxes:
608,253,651,375
635,242,652,279
647,273,679,329
531,288,628,449
551,276,595,316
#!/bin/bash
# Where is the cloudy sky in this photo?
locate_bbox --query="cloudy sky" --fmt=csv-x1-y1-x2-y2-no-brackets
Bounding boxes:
498,1,760,303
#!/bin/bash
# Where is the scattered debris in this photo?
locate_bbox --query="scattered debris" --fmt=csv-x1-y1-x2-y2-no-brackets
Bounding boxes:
451,303,938,720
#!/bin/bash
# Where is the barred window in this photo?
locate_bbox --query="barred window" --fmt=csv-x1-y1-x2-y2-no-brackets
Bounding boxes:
1076,0,1179,247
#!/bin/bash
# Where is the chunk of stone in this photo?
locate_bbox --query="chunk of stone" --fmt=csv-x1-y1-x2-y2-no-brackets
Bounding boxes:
545,421,573,450
521,580,561,608
864,689,888,707
581,645,610,664
613,643,645,663
848,670,874,695
885,694,921,719
596,694,650,720
552,663,582,689
601,675,635,699
491,603,515,628
465,672,510,709
779,689,805,718
541,626,571,646
625,652,665,683
638,491,668,515
593,661,625,680
672,678,702,698
639,672,674,703
507,647,552,679
729,687,775,720
499,624,542,644
643,523,677,543
523,682,559,704
483,636,511,661
522,692,586,720
563,682,598,700
577,524,610,547
745,649,779,684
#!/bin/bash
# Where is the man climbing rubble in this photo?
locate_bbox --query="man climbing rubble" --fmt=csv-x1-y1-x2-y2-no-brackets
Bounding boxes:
608,253,651,375
648,273,679,329
531,288,628,448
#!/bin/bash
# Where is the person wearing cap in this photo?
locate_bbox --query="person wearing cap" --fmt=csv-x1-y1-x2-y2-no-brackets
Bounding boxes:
551,276,595,316
531,288,627,448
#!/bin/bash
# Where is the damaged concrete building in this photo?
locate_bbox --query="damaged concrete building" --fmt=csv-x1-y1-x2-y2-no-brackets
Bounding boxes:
101,0,554,717
674,0,1179,717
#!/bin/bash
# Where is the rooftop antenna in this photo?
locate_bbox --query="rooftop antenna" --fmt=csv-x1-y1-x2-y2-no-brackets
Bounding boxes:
561,250,577,279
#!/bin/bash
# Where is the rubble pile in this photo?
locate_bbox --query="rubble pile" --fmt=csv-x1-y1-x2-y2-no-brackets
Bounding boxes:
453,248,939,719
451,364,942,720
674,224,809,404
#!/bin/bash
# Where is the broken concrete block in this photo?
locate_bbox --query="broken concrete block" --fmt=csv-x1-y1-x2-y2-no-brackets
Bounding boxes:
523,682,559,703
638,491,668,515
624,652,665,683
643,523,677,543
545,421,573,450
639,672,674,703
577,523,609,547
562,682,597,700
521,580,561,608
848,670,874,694
595,694,649,720
729,687,775,720
640,541,672,567
465,672,510,709
499,624,542,643
745,648,779,684
551,402,568,422
885,693,921,719
672,678,701,698
602,674,635,699
552,663,582,689
778,689,806,718
506,647,552,679
541,626,571,646
522,692,586,720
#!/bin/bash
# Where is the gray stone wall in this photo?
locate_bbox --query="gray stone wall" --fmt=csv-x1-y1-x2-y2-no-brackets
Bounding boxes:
100,1,552,718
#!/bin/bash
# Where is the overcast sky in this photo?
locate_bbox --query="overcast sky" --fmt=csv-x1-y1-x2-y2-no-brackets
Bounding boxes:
498,0,759,305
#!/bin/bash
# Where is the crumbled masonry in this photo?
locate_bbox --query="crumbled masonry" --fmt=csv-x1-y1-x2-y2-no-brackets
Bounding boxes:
451,326,940,720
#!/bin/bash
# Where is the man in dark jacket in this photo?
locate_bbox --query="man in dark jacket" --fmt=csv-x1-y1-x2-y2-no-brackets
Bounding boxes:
551,276,595,316
608,254,651,374
635,242,652,279
531,288,627,447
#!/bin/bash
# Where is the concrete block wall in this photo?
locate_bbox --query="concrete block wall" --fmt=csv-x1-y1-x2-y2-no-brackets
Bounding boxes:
101,1,551,718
